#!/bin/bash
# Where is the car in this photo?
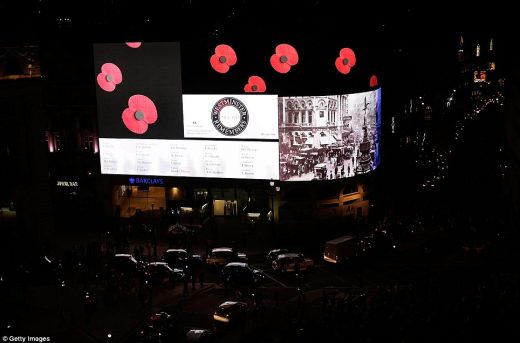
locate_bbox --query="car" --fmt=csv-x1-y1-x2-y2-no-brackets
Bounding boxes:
139,312,180,342
162,248,188,268
188,254,204,271
185,328,215,342
266,248,289,262
272,253,314,272
213,301,248,328
206,247,247,267
109,254,145,275
163,249,203,271
145,262,184,286
221,262,264,289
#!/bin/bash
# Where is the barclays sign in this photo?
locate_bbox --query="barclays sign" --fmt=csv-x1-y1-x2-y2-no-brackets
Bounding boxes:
128,177,164,186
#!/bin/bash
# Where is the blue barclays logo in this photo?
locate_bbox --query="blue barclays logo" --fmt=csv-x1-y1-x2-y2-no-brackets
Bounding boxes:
128,176,164,185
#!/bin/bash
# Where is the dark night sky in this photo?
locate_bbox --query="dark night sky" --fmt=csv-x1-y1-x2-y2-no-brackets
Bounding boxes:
0,1,512,96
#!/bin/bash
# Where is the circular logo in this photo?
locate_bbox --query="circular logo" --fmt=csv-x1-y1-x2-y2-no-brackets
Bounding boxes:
211,97,249,136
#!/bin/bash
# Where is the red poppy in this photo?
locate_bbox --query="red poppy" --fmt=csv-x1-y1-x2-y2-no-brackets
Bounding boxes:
335,48,357,75
210,44,237,73
96,63,123,92
244,76,266,93
370,75,378,87
126,42,142,48
270,44,299,73
122,95,158,134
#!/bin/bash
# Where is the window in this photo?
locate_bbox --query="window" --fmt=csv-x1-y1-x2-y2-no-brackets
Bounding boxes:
308,111,313,124
44,133,50,151
54,133,63,151
320,111,324,118
84,135,94,151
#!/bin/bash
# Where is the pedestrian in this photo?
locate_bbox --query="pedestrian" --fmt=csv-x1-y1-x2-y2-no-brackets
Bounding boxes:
183,275,189,296
138,284,146,308
199,270,205,289
133,246,140,261
139,245,145,260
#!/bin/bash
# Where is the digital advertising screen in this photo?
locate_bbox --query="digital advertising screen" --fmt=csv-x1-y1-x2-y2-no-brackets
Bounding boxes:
183,94,279,140
99,139,279,179
278,88,381,181
93,42,280,180
93,42,381,182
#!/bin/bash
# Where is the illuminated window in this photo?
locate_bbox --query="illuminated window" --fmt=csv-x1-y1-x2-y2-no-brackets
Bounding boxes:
54,133,63,151
84,135,94,151
56,17,72,30
476,44,480,57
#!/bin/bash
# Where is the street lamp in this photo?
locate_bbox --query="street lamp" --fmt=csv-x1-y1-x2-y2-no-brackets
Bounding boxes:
268,179,277,236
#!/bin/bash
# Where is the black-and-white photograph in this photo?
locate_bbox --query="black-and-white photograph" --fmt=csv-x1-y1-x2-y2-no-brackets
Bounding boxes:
279,88,381,181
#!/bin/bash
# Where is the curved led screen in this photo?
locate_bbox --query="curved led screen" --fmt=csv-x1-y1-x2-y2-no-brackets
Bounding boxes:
279,88,381,181
94,42,381,182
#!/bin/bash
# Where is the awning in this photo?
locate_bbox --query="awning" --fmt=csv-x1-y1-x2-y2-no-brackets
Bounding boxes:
320,135,336,145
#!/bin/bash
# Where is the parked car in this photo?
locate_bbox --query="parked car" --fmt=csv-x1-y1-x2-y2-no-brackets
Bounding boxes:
185,328,215,342
162,248,188,268
145,262,184,286
272,253,314,272
206,248,247,267
213,301,248,328
109,254,145,275
266,248,289,262
163,249,203,272
221,262,264,289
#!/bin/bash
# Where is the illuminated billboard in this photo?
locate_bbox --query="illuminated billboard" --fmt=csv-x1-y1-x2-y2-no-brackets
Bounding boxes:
99,139,279,179
474,70,487,83
279,88,381,181
94,42,280,180
182,94,279,139
94,42,381,182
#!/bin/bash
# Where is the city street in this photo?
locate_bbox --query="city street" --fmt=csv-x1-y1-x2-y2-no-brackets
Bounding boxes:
4,213,507,343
